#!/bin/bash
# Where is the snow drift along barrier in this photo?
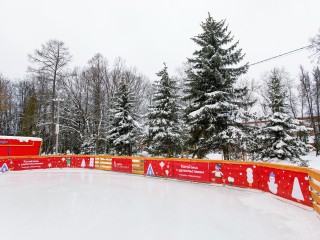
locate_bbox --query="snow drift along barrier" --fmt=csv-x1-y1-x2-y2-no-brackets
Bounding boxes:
0,155,319,215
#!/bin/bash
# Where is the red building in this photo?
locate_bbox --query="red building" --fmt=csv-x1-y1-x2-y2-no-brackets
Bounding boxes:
0,136,42,156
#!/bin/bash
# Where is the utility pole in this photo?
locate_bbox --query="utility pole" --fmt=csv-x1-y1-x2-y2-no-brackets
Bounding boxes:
53,98,63,154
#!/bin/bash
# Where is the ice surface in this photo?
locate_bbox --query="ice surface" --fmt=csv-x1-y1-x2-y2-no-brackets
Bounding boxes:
0,169,319,240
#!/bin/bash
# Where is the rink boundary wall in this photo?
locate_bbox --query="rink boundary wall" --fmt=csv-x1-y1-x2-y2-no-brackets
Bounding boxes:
1,155,320,216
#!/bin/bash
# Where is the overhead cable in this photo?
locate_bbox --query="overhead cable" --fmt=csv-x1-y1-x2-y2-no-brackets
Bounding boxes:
249,45,313,67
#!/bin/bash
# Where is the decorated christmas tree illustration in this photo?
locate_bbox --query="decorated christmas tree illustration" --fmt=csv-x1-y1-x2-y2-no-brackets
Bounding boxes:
81,159,86,168
291,177,304,202
147,164,154,176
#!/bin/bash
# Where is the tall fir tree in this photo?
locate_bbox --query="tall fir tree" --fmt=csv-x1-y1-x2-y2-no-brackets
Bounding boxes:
108,77,141,156
19,94,39,137
255,68,312,166
80,136,96,154
184,13,249,159
146,64,183,157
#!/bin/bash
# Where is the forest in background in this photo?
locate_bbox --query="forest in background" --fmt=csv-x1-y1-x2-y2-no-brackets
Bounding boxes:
1,14,320,166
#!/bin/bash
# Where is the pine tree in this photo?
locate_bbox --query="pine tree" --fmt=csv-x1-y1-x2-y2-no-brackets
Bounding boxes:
184,13,248,159
19,94,39,137
80,135,96,154
146,64,183,157
108,77,141,156
256,69,312,166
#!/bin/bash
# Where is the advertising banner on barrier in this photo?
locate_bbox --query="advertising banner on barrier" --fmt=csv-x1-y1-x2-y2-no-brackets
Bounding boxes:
112,158,132,173
258,166,311,207
173,161,210,182
72,156,95,169
0,156,95,172
209,162,259,189
144,160,173,177
0,158,49,171
47,157,67,168
0,159,10,173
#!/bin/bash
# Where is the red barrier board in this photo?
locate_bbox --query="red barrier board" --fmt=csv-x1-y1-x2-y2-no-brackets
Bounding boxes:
0,156,95,172
173,161,209,182
144,160,173,177
0,158,49,171
258,166,311,207
209,162,259,189
47,157,67,168
0,147,9,156
72,156,95,169
112,158,132,173
0,157,58,171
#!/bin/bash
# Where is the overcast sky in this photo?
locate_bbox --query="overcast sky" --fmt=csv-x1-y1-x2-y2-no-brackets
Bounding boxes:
1,0,319,82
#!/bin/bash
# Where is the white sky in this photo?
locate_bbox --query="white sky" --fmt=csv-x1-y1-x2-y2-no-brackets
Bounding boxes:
1,0,319,82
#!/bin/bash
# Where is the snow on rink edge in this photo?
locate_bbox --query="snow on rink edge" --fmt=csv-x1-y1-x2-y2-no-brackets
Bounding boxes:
0,169,319,240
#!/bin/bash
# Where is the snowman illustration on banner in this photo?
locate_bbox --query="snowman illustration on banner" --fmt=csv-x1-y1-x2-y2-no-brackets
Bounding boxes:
227,177,234,186
212,164,224,183
268,172,278,194
246,168,254,187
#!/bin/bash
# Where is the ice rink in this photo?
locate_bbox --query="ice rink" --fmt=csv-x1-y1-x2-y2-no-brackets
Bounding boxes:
0,169,319,240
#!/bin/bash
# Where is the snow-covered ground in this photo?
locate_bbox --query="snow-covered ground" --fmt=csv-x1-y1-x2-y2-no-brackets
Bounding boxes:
302,151,320,170
0,169,319,240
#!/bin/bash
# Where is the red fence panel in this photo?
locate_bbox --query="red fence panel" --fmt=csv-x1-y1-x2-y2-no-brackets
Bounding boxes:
208,162,260,189
0,157,62,171
0,156,95,172
173,161,210,183
112,158,132,173
3,157,49,171
144,160,173,177
72,156,95,169
258,166,311,207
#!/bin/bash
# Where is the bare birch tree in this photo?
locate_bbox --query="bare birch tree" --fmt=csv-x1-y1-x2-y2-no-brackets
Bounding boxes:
299,66,319,154
28,39,72,153
311,30,320,63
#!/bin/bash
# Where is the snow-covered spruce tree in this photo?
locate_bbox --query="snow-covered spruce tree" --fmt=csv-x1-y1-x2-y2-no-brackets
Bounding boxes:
184,13,249,159
256,68,312,166
80,135,96,154
107,77,141,156
146,64,183,157
19,94,39,137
